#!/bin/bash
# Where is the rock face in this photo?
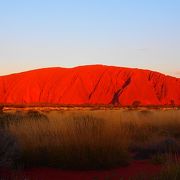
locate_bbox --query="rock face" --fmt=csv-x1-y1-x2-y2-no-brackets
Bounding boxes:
0,65,179,106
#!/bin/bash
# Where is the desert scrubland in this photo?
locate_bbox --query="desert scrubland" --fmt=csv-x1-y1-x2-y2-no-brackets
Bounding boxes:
1,108,180,179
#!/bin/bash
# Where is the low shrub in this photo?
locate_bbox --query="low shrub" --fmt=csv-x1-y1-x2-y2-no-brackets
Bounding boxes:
26,110,48,121
0,130,20,168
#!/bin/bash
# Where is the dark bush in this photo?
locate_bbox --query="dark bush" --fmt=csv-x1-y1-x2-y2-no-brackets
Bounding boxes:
0,112,24,129
133,138,180,159
26,110,48,121
0,130,21,168
132,101,141,108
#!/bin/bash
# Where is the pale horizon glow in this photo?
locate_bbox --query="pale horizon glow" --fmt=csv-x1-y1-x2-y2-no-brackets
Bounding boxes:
0,1,180,77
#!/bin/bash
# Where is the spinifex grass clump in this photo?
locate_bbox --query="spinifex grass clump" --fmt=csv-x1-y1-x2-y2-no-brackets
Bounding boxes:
9,114,130,169
0,112,24,129
0,110,48,129
26,110,48,121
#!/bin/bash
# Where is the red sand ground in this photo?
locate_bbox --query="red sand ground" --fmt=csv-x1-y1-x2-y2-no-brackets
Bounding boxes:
0,65,179,106
0,160,161,180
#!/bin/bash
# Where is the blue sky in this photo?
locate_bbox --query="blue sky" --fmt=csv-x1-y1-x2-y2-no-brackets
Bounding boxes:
0,0,180,76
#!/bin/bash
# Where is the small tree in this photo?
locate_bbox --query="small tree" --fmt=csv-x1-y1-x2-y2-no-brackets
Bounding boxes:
170,100,175,107
132,100,141,108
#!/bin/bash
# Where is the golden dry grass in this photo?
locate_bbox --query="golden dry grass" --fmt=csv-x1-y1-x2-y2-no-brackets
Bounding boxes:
7,111,131,169
1,108,180,169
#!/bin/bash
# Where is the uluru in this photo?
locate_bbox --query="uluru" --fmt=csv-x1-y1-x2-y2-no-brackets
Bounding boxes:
0,65,179,106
